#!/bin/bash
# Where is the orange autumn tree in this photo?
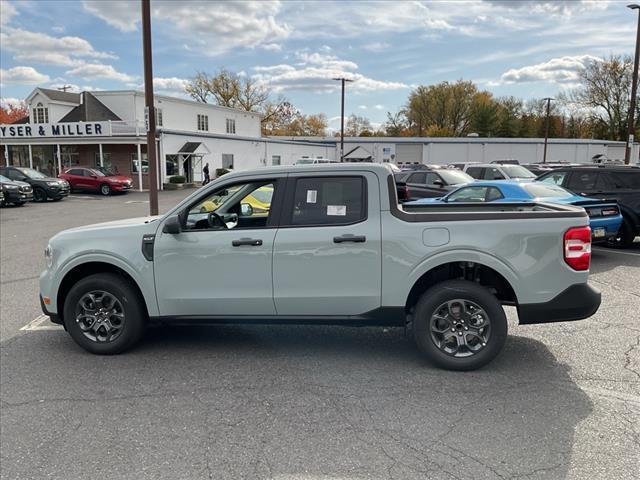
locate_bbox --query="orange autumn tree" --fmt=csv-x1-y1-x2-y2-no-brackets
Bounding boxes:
0,100,29,124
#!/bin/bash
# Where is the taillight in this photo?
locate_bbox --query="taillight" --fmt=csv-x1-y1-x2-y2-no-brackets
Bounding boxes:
601,207,619,216
564,226,591,271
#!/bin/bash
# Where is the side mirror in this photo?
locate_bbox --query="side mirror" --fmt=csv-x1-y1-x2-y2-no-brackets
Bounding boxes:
240,203,253,217
433,180,444,187
162,215,181,234
90,174,97,178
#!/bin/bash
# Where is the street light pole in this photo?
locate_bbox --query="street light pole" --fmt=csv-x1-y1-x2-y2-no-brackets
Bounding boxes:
625,4,640,165
333,77,353,161
542,97,554,164
141,0,158,215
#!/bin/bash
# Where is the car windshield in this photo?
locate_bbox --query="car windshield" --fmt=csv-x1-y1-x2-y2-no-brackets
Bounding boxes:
0,175,11,182
438,170,474,185
296,159,315,164
501,165,536,178
17,168,47,179
522,183,571,198
93,167,115,176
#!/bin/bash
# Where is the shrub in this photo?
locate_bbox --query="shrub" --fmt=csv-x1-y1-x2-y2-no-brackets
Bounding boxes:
215,168,230,178
169,175,186,184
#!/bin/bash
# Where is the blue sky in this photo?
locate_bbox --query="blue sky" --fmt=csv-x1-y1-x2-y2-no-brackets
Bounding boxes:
0,0,637,130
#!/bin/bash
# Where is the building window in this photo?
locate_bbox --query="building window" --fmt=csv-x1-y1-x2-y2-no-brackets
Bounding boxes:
222,154,234,169
226,118,236,134
130,152,148,174
94,152,113,170
165,154,179,176
271,155,281,166
34,103,49,124
197,114,209,131
156,108,163,127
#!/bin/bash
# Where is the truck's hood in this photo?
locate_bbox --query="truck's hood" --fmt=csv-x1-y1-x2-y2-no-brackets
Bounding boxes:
60,215,161,234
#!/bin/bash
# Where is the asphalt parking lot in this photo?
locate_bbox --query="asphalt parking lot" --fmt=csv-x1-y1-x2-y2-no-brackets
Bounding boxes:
1,191,639,480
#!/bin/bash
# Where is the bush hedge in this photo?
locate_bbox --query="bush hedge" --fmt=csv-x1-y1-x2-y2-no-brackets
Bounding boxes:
169,175,186,184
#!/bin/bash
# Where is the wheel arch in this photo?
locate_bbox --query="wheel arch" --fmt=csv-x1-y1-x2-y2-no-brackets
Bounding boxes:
56,260,151,323
405,259,518,314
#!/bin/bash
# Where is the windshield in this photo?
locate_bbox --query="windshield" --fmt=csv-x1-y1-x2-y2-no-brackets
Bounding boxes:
18,168,47,179
296,159,315,164
0,175,11,182
501,165,536,178
438,170,474,184
523,183,571,198
93,167,115,176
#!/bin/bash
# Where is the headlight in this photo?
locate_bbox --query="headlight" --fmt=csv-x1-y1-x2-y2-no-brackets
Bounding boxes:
44,244,53,268
47,181,59,187
3,185,18,190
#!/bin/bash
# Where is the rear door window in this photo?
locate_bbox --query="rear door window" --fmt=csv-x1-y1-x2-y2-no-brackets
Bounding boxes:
289,176,366,226
606,171,640,190
567,171,598,191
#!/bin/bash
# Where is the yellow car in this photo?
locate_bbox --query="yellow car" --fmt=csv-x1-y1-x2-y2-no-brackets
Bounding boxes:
198,185,273,215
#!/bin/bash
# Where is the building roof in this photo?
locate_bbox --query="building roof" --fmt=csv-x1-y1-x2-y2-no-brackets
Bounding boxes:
272,136,630,146
36,88,81,104
58,92,121,122
178,142,202,153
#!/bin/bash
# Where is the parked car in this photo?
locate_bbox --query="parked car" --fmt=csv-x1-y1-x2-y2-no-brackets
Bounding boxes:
536,165,640,247
0,174,33,206
405,180,623,244
0,167,69,202
40,164,601,371
0,189,4,207
455,163,537,181
394,166,474,200
59,166,133,195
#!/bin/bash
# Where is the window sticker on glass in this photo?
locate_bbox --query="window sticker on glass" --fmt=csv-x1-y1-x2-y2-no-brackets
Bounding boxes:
327,205,346,216
306,190,317,203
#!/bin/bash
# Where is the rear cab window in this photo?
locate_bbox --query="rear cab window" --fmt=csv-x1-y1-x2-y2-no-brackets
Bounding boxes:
287,176,367,226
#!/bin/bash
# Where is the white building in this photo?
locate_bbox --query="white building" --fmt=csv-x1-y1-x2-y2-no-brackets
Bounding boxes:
1,88,637,191
0,88,331,190
272,136,640,166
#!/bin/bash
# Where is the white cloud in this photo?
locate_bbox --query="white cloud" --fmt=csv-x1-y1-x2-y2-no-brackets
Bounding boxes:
252,51,408,93
66,63,136,83
82,0,139,32
358,105,368,110
0,1,17,25
83,0,290,56
374,104,384,110
0,97,25,109
499,55,601,84
1,28,116,67
0,66,50,85
362,42,390,52
153,77,189,94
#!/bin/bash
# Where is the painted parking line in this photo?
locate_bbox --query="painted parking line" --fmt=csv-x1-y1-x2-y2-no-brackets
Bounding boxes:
592,247,640,258
20,315,63,331
67,195,100,200
125,200,149,204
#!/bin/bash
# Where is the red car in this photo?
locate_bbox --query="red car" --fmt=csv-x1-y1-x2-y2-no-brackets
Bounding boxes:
59,167,133,195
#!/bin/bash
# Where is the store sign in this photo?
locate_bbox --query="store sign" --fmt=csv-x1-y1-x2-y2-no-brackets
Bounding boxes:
0,121,112,139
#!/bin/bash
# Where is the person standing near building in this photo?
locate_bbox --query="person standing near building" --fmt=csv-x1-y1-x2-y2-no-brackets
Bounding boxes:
203,162,210,185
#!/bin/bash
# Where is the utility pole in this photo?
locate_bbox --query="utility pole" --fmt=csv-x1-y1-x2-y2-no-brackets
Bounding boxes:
542,97,554,164
141,0,158,215
333,77,353,161
57,85,72,92
625,4,640,164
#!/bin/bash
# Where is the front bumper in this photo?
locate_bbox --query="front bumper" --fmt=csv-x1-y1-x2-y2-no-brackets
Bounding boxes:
2,189,30,203
40,294,62,325
46,186,70,198
111,183,132,191
518,283,601,325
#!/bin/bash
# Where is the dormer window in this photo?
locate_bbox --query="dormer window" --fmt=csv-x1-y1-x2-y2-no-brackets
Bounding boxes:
34,103,49,124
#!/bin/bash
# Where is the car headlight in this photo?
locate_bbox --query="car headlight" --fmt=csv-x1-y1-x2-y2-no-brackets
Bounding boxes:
44,244,53,268
47,181,59,187
3,185,18,190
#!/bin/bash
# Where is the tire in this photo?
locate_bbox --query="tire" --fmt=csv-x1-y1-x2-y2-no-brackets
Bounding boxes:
63,273,146,354
33,188,47,202
412,280,508,371
100,183,111,196
606,217,635,249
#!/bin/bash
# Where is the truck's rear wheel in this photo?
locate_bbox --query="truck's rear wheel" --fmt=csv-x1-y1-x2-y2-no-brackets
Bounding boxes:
413,280,507,371
63,273,146,354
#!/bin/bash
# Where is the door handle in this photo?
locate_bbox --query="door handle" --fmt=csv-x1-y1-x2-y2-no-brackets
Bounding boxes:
333,234,366,243
232,238,263,247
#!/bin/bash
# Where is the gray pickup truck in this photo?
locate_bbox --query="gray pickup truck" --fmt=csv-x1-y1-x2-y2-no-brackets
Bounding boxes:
40,164,601,370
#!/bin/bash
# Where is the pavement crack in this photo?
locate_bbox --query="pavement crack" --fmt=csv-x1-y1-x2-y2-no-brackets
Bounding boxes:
623,334,640,381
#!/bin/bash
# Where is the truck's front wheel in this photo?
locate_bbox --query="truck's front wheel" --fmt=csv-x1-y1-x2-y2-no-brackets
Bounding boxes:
63,273,146,354
413,280,507,371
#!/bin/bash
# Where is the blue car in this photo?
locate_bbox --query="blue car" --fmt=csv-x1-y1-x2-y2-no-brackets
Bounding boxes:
405,180,623,243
